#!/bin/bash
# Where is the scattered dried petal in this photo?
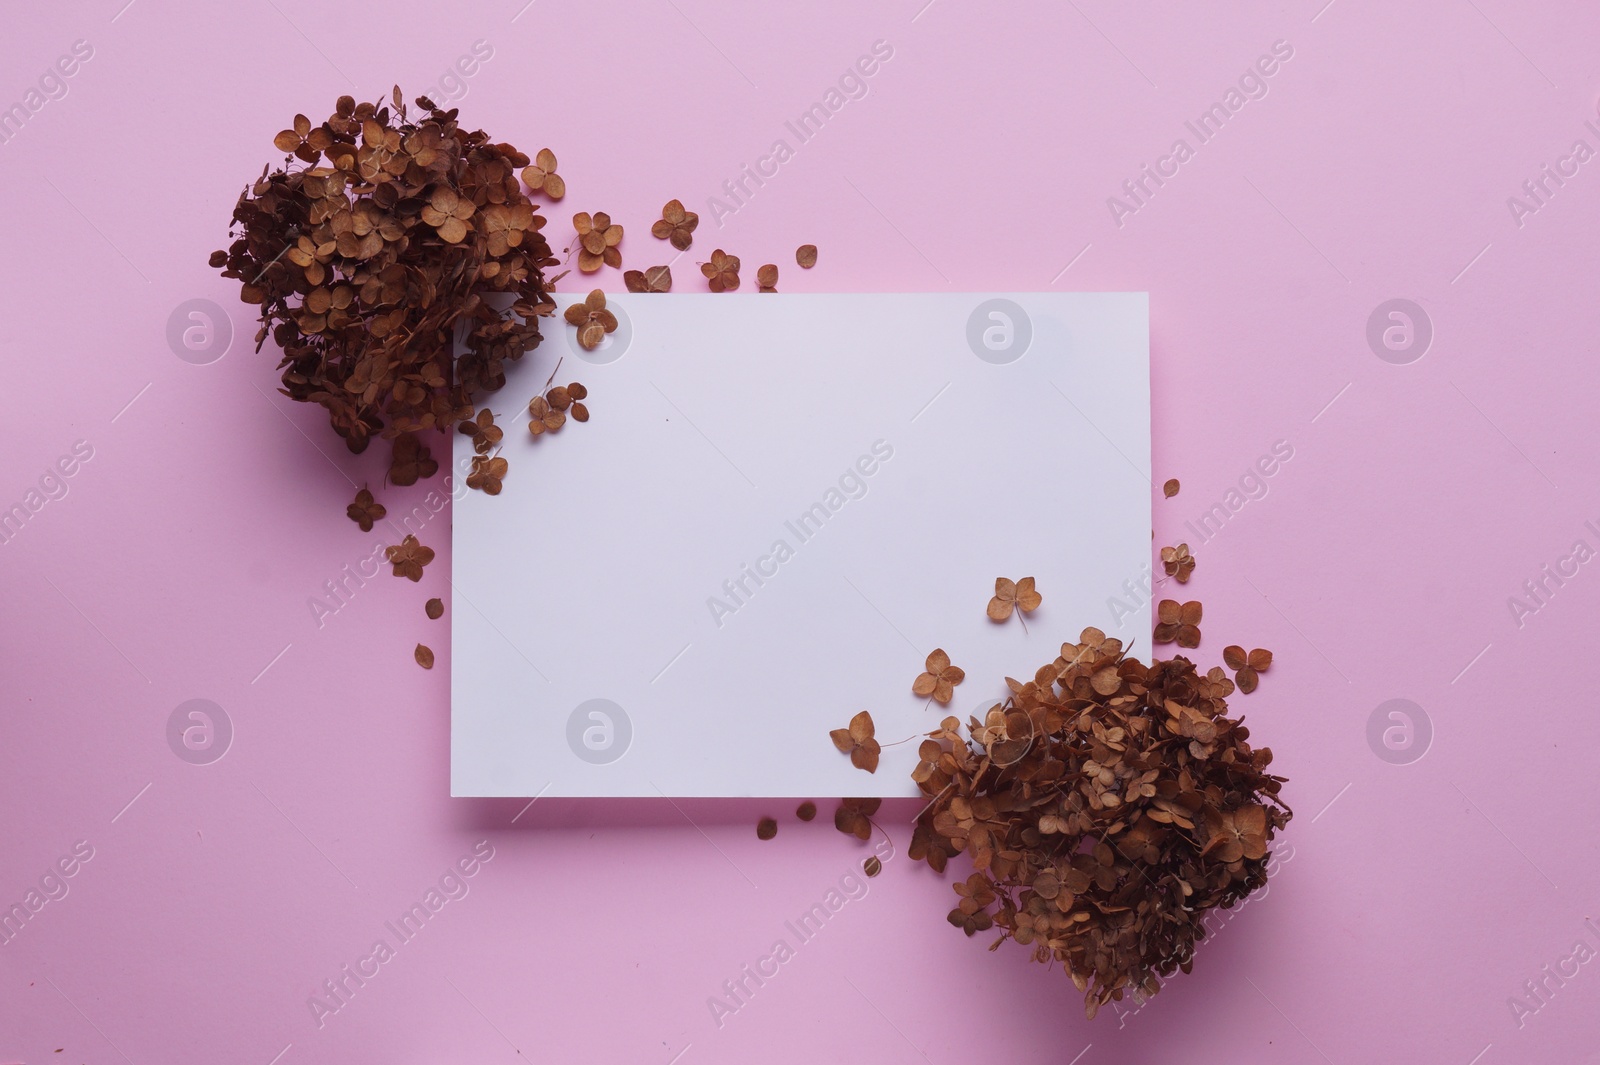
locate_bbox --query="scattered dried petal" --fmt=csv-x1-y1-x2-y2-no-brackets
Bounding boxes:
796,244,817,268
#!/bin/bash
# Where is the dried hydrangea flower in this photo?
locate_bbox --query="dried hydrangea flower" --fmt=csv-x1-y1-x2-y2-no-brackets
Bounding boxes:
213,91,561,483
421,187,476,244
388,434,438,487
701,249,740,292
459,409,503,454
829,710,880,773
466,455,508,495
574,211,623,272
346,488,385,532
564,289,617,350
624,265,672,293
1153,599,1202,647
1160,543,1195,583
834,797,881,841
1223,645,1273,693
796,244,817,268
386,534,435,581
520,148,565,200
650,199,698,251
912,648,965,704
528,395,566,437
909,627,1291,1018
987,577,1041,622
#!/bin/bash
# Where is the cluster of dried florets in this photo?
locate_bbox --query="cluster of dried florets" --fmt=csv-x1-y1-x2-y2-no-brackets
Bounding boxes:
908,627,1291,1019
211,88,566,484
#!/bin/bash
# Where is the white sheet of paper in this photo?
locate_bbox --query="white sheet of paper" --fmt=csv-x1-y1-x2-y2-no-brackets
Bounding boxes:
451,293,1150,797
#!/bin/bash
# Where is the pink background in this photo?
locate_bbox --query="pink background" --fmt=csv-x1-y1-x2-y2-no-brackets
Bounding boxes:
3,1,1598,1062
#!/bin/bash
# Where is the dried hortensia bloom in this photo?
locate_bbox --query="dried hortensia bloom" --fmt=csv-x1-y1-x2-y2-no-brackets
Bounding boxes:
212,90,560,481
1153,599,1202,648
829,710,881,773
563,289,617,351
1160,543,1195,583
910,628,1291,1019
346,487,385,531
987,577,1041,623
574,211,623,272
650,199,698,251
386,534,434,581
701,249,740,292
520,148,565,200
913,648,965,704
624,265,672,293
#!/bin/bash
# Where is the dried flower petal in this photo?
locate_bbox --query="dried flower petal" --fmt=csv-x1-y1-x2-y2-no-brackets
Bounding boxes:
1163,478,1180,497
425,597,444,620
795,244,817,268
756,816,777,840
863,856,882,877
757,264,778,292
414,643,435,669
796,801,817,821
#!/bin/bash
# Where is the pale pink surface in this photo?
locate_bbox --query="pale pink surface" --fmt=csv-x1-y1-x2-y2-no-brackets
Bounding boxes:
2,1,1599,1062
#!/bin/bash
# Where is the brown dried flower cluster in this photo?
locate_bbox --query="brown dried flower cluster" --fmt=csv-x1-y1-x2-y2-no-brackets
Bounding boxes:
909,628,1291,1018
212,90,560,481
